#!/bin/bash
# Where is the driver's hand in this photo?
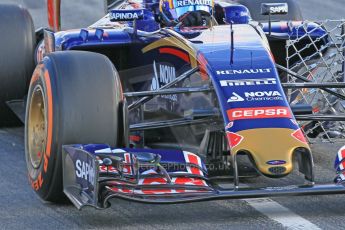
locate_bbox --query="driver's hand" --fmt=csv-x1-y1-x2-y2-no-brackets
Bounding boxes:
179,11,211,27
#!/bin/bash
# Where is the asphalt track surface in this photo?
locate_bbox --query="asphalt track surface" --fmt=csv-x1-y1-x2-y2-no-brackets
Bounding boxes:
0,0,345,229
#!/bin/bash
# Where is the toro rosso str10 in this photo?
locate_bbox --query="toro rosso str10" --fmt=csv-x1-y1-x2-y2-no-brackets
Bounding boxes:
0,0,345,209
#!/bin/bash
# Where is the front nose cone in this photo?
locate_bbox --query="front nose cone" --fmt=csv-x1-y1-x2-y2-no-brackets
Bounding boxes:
230,128,310,177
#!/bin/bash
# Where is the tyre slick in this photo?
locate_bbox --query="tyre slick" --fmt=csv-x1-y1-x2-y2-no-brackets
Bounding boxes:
25,51,124,202
0,4,35,126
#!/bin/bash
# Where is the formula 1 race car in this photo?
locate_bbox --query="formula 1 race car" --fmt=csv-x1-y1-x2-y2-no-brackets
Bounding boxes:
0,0,345,209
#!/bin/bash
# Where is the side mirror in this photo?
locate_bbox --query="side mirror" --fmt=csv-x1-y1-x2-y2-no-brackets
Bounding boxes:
261,3,288,16
224,5,251,24
261,3,288,35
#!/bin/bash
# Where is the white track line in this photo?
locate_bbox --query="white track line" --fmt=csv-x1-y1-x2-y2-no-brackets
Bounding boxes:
244,198,322,230
218,183,322,229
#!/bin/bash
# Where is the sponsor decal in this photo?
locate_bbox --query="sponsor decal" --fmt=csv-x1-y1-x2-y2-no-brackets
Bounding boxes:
176,0,212,7
225,122,234,129
264,185,298,191
75,159,95,186
227,92,245,102
228,91,283,102
226,132,244,148
151,61,177,101
220,78,277,87
245,91,282,100
30,70,53,191
216,68,271,75
266,160,286,165
269,5,288,14
110,10,144,21
227,106,292,121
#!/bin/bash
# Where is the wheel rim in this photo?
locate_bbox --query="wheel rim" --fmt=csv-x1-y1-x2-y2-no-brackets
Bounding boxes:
28,85,47,169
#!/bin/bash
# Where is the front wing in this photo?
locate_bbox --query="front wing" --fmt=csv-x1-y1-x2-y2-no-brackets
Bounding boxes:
63,144,345,209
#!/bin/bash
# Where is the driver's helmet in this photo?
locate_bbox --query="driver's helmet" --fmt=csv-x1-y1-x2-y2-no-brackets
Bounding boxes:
159,0,213,26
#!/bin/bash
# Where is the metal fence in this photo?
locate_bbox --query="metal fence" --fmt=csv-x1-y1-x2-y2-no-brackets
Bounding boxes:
286,20,345,143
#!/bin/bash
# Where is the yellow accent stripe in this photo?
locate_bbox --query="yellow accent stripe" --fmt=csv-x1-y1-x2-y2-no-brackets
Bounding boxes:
168,0,174,9
142,36,198,68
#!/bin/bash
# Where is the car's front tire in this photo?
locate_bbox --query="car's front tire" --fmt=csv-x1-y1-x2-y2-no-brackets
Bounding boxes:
25,51,125,202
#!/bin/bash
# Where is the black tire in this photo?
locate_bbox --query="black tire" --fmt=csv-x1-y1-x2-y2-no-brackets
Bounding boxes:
0,4,35,126
25,51,124,202
233,0,303,21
